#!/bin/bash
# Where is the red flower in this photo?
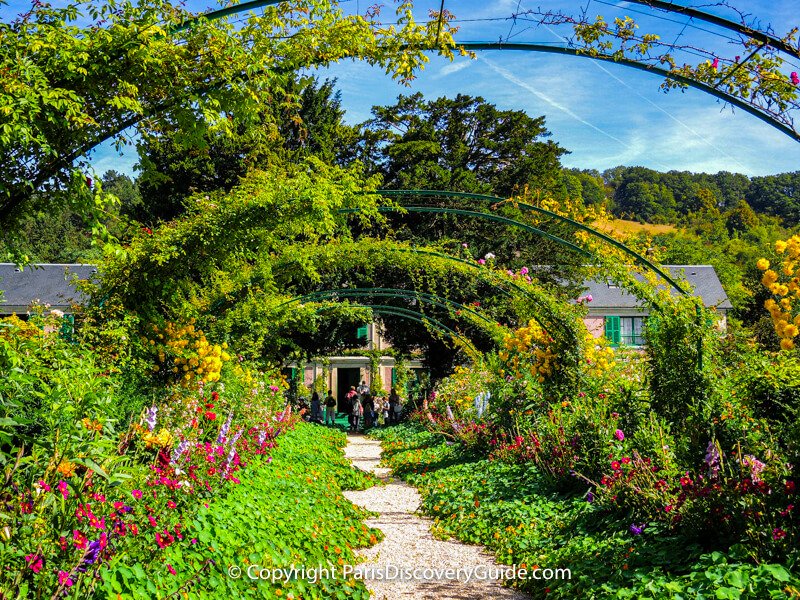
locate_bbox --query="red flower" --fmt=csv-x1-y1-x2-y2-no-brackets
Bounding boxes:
611,461,621,471
167,564,177,575
73,530,87,549
205,412,217,421
786,481,796,494
24,554,43,573
773,528,787,540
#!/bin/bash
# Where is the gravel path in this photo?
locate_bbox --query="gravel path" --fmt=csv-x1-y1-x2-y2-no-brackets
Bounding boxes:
343,434,530,600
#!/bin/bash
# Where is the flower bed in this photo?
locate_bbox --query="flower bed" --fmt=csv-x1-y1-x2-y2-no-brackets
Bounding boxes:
373,424,800,599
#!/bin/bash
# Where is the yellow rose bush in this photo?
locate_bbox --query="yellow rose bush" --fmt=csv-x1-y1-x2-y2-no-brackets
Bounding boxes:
759,235,800,350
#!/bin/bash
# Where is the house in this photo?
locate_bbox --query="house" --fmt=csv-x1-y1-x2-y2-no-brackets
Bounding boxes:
0,263,97,318
288,323,426,402
581,265,733,346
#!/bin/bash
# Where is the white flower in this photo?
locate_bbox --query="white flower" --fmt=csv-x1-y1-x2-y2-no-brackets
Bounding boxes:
484,252,495,260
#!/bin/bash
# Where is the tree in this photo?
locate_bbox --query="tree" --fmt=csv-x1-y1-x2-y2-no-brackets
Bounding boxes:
356,93,568,196
746,172,800,226
0,0,459,255
133,77,351,224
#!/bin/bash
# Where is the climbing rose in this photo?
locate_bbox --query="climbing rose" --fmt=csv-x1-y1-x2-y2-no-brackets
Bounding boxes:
792,72,800,85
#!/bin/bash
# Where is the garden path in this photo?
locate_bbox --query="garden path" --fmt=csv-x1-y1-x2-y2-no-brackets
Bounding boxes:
342,434,530,600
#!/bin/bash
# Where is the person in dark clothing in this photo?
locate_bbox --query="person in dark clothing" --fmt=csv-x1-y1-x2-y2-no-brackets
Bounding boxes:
388,388,400,424
362,393,375,429
344,386,358,430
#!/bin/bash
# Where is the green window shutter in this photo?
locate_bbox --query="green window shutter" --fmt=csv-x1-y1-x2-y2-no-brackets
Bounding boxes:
391,368,396,385
604,316,620,345
59,314,75,343
356,325,368,340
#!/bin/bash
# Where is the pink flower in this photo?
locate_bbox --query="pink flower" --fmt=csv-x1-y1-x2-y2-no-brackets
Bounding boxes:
586,294,593,302
131,489,143,500
477,259,486,265
58,570,74,587
167,501,177,509
614,429,625,441
773,527,787,540
73,530,88,549
520,267,529,275
711,57,719,70
25,554,43,573
148,516,158,527
57,480,69,499
37,480,51,493
792,72,800,86
167,564,177,575
462,243,468,248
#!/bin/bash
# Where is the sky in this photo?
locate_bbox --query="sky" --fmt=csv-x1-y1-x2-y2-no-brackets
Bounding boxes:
4,0,800,178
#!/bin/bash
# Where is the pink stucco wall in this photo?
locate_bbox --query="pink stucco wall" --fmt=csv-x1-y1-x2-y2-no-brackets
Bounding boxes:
584,316,605,338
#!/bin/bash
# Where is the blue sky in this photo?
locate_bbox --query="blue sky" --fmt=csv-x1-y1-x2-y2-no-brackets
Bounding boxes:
4,0,800,178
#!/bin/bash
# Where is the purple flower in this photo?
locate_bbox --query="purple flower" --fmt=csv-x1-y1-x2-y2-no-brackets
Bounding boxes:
586,491,594,503
614,429,625,441
629,523,644,535
171,440,190,465
704,441,721,478
256,430,267,446
144,406,158,432
216,411,234,444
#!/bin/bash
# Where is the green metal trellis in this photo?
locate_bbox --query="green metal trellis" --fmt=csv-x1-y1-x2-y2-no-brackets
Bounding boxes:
311,301,482,360
375,189,690,296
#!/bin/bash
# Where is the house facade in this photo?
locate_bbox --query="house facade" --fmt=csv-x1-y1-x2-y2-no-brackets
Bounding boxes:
581,265,733,346
289,322,426,403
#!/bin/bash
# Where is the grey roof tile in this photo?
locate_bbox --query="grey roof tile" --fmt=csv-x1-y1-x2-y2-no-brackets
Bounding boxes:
0,264,97,312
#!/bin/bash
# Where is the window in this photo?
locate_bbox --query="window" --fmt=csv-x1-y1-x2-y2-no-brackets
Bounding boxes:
620,317,644,346
604,316,645,346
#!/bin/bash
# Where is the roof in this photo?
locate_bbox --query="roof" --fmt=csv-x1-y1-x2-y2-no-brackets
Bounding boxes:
0,264,97,313
582,265,733,311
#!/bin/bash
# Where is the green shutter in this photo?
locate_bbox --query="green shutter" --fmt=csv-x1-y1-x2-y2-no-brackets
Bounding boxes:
59,314,75,343
356,325,368,340
604,316,620,345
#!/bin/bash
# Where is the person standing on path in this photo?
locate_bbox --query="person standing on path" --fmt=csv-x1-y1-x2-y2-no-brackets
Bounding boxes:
310,391,322,423
388,388,400,424
345,386,358,430
357,379,369,397
350,394,363,432
362,393,375,429
324,389,337,425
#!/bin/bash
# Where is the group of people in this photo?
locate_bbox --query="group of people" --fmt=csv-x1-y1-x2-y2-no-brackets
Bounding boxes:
300,381,404,431
344,381,404,432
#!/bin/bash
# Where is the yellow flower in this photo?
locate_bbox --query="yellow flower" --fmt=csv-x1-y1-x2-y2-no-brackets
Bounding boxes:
775,240,788,254
762,270,779,286
757,258,770,271
784,324,799,339
780,338,795,351
56,460,77,477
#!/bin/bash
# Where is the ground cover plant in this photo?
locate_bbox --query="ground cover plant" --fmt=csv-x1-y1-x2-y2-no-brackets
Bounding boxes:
374,423,800,599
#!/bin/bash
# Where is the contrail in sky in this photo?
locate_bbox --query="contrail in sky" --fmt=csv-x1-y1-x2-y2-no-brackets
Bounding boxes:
480,55,631,149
